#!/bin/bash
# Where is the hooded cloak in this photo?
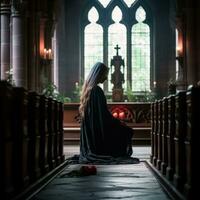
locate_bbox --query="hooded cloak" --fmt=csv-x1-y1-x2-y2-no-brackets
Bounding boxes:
79,85,136,164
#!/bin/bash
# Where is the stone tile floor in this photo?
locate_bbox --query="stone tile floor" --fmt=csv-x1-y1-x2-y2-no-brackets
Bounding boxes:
31,146,171,200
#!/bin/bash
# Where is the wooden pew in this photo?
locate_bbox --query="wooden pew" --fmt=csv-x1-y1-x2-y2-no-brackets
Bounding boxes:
58,101,65,162
161,97,168,175
27,92,41,182
0,82,65,199
157,100,163,170
39,95,49,174
0,81,15,199
166,95,176,181
53,100,61,165
153,100,158,166
184,86,200,199
173,91,187,191
12,87,30,192
150,86,200,199
150,102,154,163
47,98,56,169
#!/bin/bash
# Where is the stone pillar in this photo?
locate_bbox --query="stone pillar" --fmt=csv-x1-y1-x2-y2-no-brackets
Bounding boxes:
1,4,11,80
27,11,36,91
11,4,27,88
154,1,175,98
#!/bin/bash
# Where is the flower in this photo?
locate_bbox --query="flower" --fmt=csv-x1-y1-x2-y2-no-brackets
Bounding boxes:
80,165,97,176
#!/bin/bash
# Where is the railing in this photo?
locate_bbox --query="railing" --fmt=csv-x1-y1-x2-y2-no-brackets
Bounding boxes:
0,81,65,200
150,86,200,200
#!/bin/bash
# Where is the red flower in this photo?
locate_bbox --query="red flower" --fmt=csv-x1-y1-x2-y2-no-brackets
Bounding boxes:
80,165,97,176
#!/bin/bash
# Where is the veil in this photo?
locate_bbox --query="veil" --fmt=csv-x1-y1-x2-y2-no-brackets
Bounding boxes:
85,62,108,88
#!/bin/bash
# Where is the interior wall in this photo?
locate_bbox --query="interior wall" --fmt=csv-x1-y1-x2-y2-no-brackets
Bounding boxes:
176,0,200,86
57,0,83,97
185,0,200,85
154,0,176,98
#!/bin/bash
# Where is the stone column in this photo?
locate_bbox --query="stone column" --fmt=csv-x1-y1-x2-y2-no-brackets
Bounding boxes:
27,10,36,91
1,4,11,80
11,3,27,88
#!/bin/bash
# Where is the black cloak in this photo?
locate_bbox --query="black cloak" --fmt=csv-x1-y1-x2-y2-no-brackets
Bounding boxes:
79,86,138,164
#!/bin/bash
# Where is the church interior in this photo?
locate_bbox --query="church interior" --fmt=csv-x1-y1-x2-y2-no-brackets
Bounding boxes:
0,0,200,199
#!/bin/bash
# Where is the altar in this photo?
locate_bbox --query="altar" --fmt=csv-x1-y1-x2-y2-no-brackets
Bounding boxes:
63,102,151,145
63,45,151,145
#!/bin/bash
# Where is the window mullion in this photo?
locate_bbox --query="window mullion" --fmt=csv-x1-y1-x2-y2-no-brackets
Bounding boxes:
103,25,108,92
127,26,132,90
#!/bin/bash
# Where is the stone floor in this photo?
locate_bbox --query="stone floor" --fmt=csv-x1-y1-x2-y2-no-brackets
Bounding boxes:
31,146,171,200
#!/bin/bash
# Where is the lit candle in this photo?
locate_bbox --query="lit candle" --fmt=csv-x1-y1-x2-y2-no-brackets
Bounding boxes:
75,82,79,89
119,112,125,119
153,81,156,88
48,49,52,59
112,112,118,118
43,48,47,59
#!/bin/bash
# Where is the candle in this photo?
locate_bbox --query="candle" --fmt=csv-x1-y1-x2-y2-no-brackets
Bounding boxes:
119,112,125,119
153,81,156,88
112,112,118,118
43,48,47,59
48,49,52,59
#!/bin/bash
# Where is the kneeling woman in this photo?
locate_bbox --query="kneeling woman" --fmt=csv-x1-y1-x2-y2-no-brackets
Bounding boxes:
79,62,139,164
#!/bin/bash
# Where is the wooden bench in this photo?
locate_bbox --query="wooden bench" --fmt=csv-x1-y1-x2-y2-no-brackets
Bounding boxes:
0,81,65,200
150,86,200,200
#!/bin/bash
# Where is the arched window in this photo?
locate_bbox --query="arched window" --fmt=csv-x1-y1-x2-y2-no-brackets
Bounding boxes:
108,6,127,91
82,0,153,93
132,6,150,91
84,7,103,80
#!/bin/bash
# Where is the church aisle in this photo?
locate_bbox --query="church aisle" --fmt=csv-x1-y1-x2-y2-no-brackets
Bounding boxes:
31,162,170,200
31,146,171,200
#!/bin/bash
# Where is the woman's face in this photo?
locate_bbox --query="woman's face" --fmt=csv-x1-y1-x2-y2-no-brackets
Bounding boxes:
99,68,109,83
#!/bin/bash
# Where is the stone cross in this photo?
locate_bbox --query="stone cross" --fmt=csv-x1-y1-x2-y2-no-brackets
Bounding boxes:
114,44,120,56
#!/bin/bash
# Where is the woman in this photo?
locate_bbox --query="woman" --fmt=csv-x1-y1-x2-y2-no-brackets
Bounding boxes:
79,62,139,164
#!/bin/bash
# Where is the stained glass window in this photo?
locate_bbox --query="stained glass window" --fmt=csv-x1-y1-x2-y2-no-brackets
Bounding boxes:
108,6,127,91
83,1,152,94
84,7,103,80
131,6,150,91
